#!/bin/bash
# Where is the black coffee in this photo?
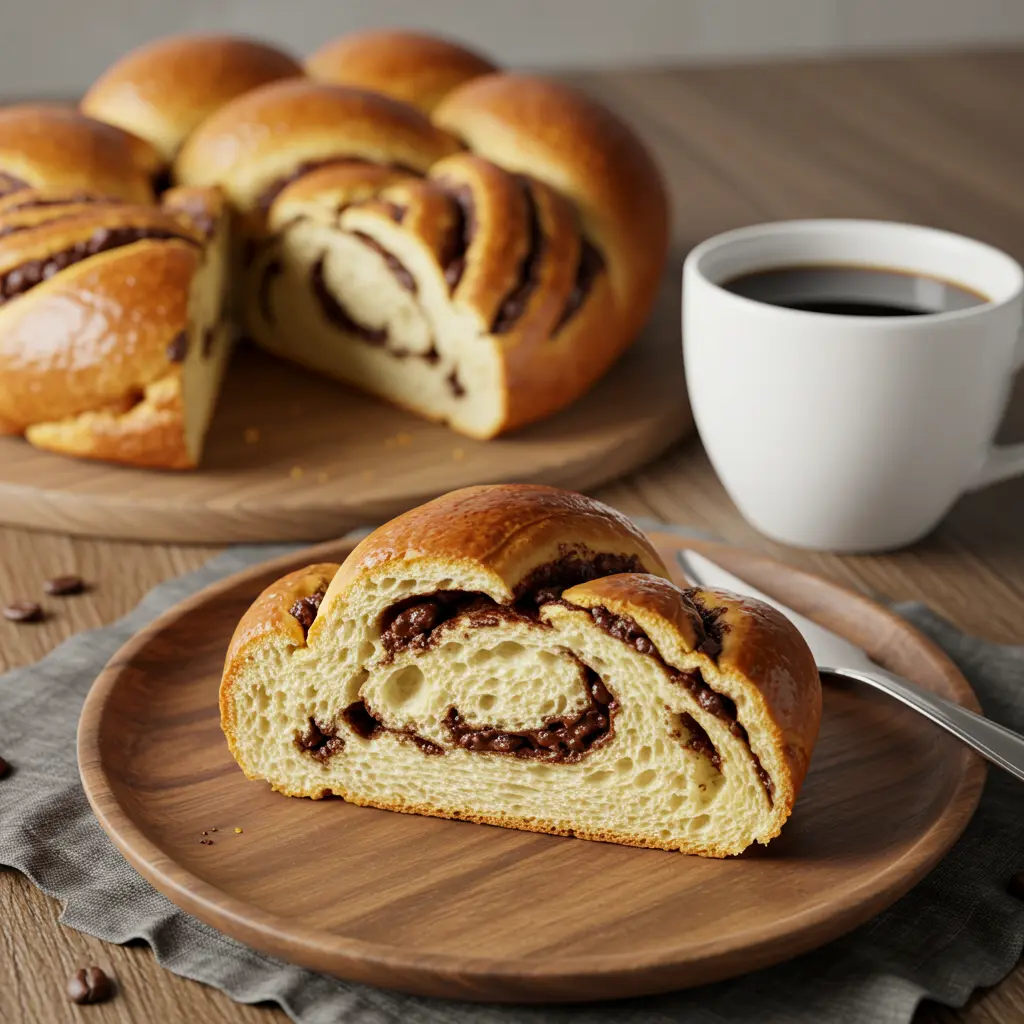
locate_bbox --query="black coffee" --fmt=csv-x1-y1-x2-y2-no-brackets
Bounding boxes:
723,264,987,316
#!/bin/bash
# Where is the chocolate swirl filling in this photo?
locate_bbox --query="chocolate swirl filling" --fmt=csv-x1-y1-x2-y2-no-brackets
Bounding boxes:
491,177,545,334
554,238,605,334
436,182,475,290
583,603,771,800
0,225,197,305
255,158,420,214
310,253,386,344
444,669,615,762
352,231,416,294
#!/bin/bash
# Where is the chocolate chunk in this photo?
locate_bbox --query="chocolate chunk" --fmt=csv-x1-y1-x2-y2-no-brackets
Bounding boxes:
446,369,465,398
289,589,325,637
3,601,42,623
151,168,174,195
43,575,84,596
166,330,188,362
296,716,346,761
342,700,383,740
389,600,441,640
66,967,113,1005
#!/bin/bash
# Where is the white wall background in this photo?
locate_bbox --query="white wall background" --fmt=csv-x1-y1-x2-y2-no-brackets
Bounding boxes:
5,0,1024,99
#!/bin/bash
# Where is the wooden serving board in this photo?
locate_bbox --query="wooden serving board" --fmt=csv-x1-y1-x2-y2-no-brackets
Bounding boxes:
0,293,689,543
77,532,986,1003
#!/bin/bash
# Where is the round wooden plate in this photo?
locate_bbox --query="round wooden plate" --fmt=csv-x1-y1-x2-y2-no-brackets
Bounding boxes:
0,308,689,544
78,532,986,1003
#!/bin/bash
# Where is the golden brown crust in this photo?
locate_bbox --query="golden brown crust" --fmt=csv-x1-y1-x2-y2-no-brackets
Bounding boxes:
305,30,497,113
82,34,303,162
433,73,669,345
25,375,193,469
0,106,159,202
326,484,668,608
221,563,341,761
0,240,200,432
174,79,462,217
225,563,341,666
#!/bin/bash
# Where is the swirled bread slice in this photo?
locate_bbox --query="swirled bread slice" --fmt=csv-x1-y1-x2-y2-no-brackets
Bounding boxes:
222,485,821,857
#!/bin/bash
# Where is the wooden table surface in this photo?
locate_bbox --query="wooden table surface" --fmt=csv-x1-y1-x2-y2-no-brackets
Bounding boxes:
2,47,1023,1024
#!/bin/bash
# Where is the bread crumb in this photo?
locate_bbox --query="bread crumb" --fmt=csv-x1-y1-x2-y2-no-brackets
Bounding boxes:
316,472,329,484
452,448,466,462
243,427,260,444
290,466,304,480
234,827,243,834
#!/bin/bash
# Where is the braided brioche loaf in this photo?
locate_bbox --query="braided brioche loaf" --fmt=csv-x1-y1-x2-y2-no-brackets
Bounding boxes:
1,30,667,466
222,485,821,857
172,36,668,438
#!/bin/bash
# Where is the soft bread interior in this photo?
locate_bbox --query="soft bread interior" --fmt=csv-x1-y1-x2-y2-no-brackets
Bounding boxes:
224,563,791,857
245,215,505,438
180,203,233,462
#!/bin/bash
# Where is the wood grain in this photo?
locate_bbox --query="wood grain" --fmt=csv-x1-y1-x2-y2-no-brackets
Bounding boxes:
0,47,1022,1024
0,297,691,543
75,532,985,1003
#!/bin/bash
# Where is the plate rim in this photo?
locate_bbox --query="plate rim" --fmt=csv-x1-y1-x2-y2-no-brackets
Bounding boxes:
77,533,987,1001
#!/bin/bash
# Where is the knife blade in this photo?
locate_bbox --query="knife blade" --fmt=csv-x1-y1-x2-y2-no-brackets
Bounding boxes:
676,549,877,673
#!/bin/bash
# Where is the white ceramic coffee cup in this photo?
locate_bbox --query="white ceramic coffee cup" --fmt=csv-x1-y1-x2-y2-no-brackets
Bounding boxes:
683,219,1024,552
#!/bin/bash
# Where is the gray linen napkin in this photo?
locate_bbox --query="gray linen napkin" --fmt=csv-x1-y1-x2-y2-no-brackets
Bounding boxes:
1,535,1023,1024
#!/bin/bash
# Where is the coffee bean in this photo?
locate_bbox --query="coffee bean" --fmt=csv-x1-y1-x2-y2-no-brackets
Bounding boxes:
3,601,42,623
66,966,113,1004
43,575,84,596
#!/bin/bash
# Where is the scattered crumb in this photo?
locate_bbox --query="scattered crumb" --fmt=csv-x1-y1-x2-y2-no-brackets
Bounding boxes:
361,469,374,481
315,472,329,484
201,830,209,836
452,448,466,462
395,432,413,447
290,466,305,480
210,828,218,833
199,839,214,846
243,427,260,444
234,827,243,834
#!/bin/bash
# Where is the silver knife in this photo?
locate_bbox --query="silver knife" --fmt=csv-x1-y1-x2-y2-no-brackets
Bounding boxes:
677,549,1024,784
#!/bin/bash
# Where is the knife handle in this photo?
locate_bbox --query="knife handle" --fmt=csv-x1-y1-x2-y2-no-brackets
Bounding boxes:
823,665,1024,784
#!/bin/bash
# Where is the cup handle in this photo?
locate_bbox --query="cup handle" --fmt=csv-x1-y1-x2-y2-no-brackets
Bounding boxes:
967,325,1024,491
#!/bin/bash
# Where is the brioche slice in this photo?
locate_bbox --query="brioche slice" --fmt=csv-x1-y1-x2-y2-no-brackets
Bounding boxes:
222,485,821,857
